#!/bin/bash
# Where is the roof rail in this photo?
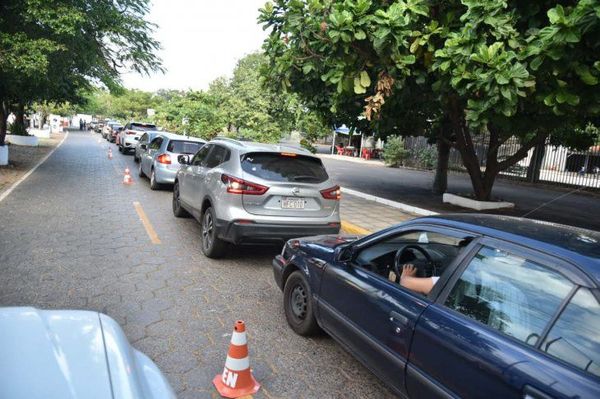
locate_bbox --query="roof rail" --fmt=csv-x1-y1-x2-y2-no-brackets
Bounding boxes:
212,136,246,146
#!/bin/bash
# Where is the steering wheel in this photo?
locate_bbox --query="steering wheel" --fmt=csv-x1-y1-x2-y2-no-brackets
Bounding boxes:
393,245,434,282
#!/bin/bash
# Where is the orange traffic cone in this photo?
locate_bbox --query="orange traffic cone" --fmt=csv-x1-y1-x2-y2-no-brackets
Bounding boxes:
108,148,113,160
123,168,133,185
213,320,260,398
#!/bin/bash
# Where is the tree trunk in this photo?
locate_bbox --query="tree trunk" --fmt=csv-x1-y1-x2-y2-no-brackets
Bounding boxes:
432,138,450,194
526,142,546,183
0,101,8,146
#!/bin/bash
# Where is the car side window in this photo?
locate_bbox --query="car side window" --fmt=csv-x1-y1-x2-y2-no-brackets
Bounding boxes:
445,246,574,346
140,133,148,143
205,145,229,168
149,137,162,150
541,288,600,377
191,145,212,166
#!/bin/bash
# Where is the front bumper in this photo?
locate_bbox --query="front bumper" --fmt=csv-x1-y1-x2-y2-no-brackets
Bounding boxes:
272,255,286,291
216,220,340,245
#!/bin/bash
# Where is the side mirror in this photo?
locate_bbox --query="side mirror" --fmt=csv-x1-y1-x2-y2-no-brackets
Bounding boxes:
178,155,190,165
337,245,357,263
140,144,147,150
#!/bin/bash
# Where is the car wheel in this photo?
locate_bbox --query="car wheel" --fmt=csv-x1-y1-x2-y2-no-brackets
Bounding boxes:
118,144,123,153
138,161,145,178
172,181,190,218
134,154,139,163
150,168,160,190
284,271,321,336
200,206,227,258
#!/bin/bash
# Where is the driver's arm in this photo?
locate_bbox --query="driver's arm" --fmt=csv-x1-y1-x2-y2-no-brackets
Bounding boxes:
400,264,435,295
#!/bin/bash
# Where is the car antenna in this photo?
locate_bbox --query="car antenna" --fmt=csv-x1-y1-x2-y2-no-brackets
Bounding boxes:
521,185,585,218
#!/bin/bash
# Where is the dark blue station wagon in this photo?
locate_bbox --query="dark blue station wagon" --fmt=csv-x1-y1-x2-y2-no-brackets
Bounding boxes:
272,215,600,398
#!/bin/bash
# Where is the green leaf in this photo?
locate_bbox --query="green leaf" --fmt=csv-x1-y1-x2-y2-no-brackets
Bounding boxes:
575,64,598,85
360,71,371,87
354,77,367,94
500,86,512,100
354,30,366,40
530,56,543,71
302,64,314,75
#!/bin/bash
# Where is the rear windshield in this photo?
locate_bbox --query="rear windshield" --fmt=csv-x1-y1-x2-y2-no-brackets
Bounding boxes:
167,140,204,154
131,123,156,130
241,152,329,183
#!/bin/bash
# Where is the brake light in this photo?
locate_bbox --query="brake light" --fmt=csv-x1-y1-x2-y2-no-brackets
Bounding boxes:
280,152,297,157
126,130,136,135
320,185,341,200
157,153,171,164
221,174,269,195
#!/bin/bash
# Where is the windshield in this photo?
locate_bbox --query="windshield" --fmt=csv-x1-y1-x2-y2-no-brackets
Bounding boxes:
131,123,156,131
241,152,329,183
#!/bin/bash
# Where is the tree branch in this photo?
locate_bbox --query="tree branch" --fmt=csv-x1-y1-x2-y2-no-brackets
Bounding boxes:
498,131,547,171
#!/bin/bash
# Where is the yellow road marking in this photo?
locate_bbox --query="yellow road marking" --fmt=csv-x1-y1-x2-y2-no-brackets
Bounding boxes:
133,201,161,244
341,220,372,235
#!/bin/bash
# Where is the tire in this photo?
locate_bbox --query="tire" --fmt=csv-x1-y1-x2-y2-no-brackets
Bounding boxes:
172,181,190,218
134,153,139,163
149,168,160,190
200,206,227,258
283,271,321,336
138,161,145,178
118,144,123,153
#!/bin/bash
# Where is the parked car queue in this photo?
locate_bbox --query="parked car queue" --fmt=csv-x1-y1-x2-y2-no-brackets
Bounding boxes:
99,128,600,399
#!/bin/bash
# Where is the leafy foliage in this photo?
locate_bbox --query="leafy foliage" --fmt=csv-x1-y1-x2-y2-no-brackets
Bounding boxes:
260,0,600,200
383,135,409,167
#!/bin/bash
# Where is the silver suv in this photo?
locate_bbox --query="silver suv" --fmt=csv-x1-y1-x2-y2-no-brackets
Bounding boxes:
172,138,341,257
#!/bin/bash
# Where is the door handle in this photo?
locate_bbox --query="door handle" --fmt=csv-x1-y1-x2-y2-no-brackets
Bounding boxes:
389,311,409,328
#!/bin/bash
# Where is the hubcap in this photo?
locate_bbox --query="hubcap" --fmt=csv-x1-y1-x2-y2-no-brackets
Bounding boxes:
202,212,213,250
290,285,307,319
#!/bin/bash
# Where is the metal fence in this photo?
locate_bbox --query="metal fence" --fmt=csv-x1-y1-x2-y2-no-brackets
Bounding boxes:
402,135,600,190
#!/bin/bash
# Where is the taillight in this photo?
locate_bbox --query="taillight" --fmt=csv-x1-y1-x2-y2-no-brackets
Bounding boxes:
221,174,269,195
156,153,171,164
320,185,341,200
126,130,136,135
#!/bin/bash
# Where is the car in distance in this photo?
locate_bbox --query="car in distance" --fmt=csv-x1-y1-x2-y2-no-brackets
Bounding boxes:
109,124,124,143
139,133,206,190
134,130,162,163
173,138,341,258
118,122,157,154
272,214,600,398
0,307,176,399
102,121,120,140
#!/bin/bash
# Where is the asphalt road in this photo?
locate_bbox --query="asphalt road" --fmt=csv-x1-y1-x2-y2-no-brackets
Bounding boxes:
0,131,396,399
321,157,600,231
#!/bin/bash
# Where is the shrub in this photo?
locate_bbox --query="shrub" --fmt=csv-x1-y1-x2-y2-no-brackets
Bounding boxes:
8,122,30,136
300,138,316,153
414,146,437,169
383,135,409,167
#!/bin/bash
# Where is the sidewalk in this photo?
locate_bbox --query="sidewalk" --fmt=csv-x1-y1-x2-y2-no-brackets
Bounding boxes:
340,192,419,234
318,153,385,167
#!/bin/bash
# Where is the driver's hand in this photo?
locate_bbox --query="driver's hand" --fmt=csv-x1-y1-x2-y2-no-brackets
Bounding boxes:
402,264,417,278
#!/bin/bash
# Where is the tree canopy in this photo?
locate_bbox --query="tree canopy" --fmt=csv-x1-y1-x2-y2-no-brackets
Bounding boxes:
0,0,162,145
260,0,600,200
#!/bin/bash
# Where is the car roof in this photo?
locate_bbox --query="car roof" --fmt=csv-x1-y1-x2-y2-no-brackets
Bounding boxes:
156,132,206,142
412,214,600,280
210,137,313,156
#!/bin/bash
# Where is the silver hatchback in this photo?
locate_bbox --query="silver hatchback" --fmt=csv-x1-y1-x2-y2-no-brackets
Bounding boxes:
172,138,341,258
138,133,206,190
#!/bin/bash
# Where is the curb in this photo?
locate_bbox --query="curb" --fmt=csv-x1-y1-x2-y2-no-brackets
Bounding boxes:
341,187,438,216
0,132,69,203
341,220,372,235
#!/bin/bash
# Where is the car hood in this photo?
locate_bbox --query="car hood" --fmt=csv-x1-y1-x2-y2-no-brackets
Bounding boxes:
297,234,362,259
0,307,175,399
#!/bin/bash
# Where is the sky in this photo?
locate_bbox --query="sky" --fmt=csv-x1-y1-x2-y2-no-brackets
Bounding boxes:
122,0,269,92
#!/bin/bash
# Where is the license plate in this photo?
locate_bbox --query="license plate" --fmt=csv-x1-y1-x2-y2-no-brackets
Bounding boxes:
281,197,305,209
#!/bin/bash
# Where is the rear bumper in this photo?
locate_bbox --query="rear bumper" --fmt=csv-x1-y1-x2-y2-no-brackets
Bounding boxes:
154,166,177,184
216,220,340,245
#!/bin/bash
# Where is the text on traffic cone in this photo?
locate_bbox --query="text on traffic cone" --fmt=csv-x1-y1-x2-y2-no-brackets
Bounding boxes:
213,320,260,398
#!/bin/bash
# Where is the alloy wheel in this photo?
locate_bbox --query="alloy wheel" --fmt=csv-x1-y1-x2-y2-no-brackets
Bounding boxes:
202,211,214,251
